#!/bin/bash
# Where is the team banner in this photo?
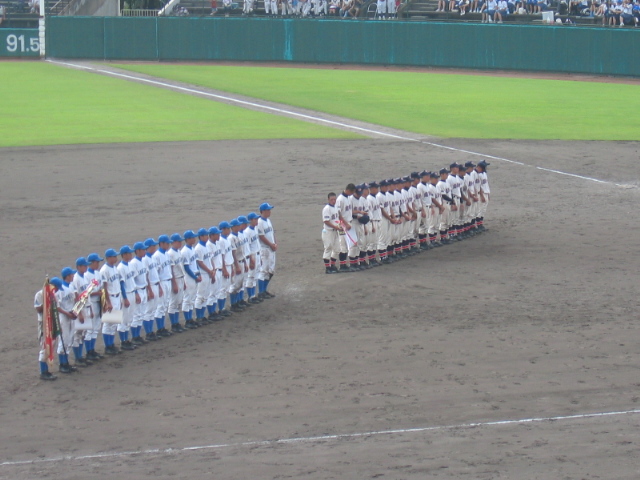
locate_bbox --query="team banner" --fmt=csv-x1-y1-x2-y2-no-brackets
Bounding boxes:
41,278,60,365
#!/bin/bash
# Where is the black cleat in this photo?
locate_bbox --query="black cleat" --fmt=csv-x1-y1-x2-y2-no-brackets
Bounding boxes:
75,357,92,368
40,371,57,381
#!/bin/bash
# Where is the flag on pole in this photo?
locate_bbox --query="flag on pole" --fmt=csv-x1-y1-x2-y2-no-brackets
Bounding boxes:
41,277,60,365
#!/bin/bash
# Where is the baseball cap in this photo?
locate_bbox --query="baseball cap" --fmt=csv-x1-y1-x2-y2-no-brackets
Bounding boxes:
369,181,379,188
410,172,420,179
229,218,240,228
170,233,183,242
219,221,231,230
379,180,388,186
439,168,449,175
119,245,134,255
183,230,197,240
144,238,159,248
105,248,118,258
75,257,89,267
465,161,476,168
158,234,171,244
478,160,491,168
419,170,429,177
430,172,439,179
133,241,146,251
197,228,209,237
49,277,63,289
237,216,249,225
259,202,274,211
61,267,76,278
449,163,460,169
208,226,221,235
247,212,259,220
87,253,104,262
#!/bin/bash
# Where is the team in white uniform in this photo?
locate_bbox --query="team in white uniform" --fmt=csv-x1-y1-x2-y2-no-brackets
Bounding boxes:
322,163,491,272
34,203,278,379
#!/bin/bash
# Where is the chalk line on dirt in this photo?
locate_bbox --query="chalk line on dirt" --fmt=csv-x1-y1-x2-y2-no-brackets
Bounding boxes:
47,60,633,189
2,408,639,467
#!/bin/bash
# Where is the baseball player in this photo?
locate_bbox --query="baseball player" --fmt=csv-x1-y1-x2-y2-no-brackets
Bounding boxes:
408,173,422,253
366,182,382,266
167,233,186,333
181,230,201,329
437,168,453,244
100,248,123,355
447,163,462,241
245,212,262,303
462,162,479,237
428,172,445,247
217,221,234,317
85,253,104,360
195,227,215,324
206,226,223,319
152,235,173,337
476,160,491,231
227,218,246,313
237,216,252,308
57,268,80,372
257,202,277,298
351,185,369,270
70,257,93,367
143,238,163,341
130,241,152,344
416,171,432,250
335,184,356,272
34,284,57,380
375,180,392,263
117,245,137,351
322,192,342,274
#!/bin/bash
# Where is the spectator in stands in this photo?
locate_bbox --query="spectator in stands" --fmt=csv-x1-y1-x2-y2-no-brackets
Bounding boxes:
607,0,622,23
620,0,638,23
594,0,607,19
0,4,5,26
340,0,352,16
458,0,470,14
495,0,508,20
534,0,548,12
436,0,445,10
313,0,327,15
481,0,497,20
29,0,39,12
448,0,457,12
633,0,640,23
211,0,218,15
348,0,362,16
176,5,189,14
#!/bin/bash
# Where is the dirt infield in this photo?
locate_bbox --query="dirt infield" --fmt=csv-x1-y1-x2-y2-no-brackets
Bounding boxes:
1,138,640,479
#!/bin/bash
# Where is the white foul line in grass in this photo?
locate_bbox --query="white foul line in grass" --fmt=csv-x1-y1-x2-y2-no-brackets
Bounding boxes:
48,60,632,189
2,408,640,467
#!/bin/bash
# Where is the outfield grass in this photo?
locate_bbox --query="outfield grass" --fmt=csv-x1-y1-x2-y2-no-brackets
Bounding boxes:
113,64,640,141
0,62,359,147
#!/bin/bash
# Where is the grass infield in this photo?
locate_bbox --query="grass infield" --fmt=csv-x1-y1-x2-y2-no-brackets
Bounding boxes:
0,62,359,147
113,64,640,141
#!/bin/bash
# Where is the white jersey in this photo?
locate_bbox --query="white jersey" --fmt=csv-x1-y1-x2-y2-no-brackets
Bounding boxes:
257,217,275,246
322,203,340,229
335,192,353,223
246,226,260,254
207,239,223,270
34,290,44,323
471,170,481,193
118,261,137,294
195,241,213,270
464,173,476,196
417,182,431,208
86,268,102,300
153,248,173,282
429,182,441,204
228,232,241,259
368,194,381,221
100,263,122,296
459,175,468,198
180,244,199,278
437,179,452,203
219,235,234,266
479,172,490,194
408,185,420,211
376,191,391,218
390,190,401,216
145,252,160,284
71,271,92,300
167,247,184,279
130,256,149,290
447,174,462,199
56,283,76,312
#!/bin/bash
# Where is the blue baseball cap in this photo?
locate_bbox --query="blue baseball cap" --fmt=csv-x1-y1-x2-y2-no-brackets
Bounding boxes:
259,202,274,211
50,277,63,289
105,248,118,258
219,221,231,230
208,226,221,235
183,230,197,240
247,212,259,220
144,238,158,248
197,227,209,237
229,218,240,227
75,257,89,267
87,253,104,263
158,234,171,244
61,267,76,279
120,245,134,255
133,242,146,251
170,233,183,242
237,216,249,225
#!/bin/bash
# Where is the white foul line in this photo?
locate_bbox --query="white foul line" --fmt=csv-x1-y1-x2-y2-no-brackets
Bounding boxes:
2,408,639,467
47,60,632,189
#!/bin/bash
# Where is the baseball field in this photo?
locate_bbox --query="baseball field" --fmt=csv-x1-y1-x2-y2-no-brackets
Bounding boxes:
1,60,640,479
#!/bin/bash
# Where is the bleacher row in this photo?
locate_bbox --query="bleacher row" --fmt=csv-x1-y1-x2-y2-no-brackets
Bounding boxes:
0,0,621,28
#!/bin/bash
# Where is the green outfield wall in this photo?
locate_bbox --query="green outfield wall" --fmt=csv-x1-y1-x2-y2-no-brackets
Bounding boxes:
44,16,640,76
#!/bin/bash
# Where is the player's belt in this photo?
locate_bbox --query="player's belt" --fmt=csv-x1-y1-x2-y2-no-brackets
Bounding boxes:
110,293,120,297
152,282,160,286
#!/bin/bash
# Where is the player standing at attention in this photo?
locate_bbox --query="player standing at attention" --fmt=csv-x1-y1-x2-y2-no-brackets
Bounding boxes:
437,168,453,245
130,242,152,345
217,221,234,317
143,238,163,341
195,228,215,324
34,285,57,380
167,233,186,333
57,269,80,372
463,162,479,236
70,258,93,367
476,160,491,231
152,235,173,337
417,171,432,250
245,213,262,304
227,218,245,313
181,230,201,329
85,253,104,360
429,172,445,247
335,184,355,272
206,227,223,319
366,182,382,266
100,249,123,355
376,180,392,263
117,245,137,351
447,163,462,241
237,216,252,308
257,202,277,298
322,192,342,274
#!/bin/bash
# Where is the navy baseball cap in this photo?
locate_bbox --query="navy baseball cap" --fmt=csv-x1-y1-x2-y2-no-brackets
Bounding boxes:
75,257,89,267
259,202,274,211
430,172,439,179
87,253,104,262
410,172,420,179
158,234,171,244
170,233,183,242
144,238,159,248
105,248,118,258
208,226,221,235
369,181,379,188
50,277,63,289
229,218,240,228
439,168,449,175
219,221,231,230
419,170,429,177
61,267,76,278
183,230,197,240
478,160,490,168
133,241,146,251
197,228,209,237
379,180,388,186
247,212,259,220
120,245,134,255
465,161,476,168
449,163,460,169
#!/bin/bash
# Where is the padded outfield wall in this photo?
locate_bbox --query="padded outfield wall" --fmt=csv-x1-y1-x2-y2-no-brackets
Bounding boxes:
45,16,640,76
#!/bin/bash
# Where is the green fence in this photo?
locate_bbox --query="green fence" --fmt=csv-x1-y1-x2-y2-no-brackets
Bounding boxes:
45,16,640,76
0,29,41,57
